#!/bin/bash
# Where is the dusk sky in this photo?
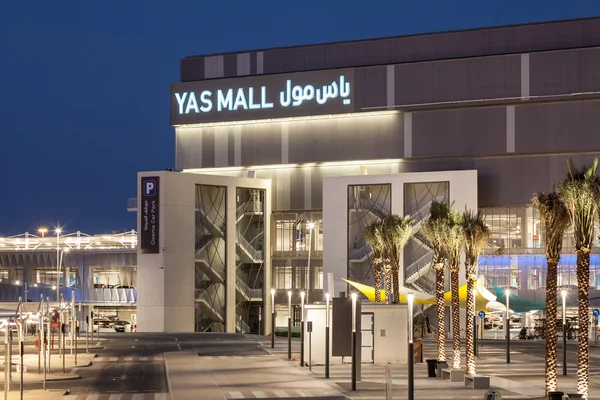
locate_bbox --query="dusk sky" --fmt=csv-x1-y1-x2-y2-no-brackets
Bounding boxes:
1,1,599,236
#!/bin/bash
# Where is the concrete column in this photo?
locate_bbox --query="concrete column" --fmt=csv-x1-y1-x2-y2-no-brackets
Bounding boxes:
263,187,272,335
226,183,237,333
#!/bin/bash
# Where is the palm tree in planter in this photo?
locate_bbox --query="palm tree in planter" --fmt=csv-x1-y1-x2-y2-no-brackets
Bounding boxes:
462,210,490,376
532,192,570,395
421,201,451,362
557,158,600,398
364,221,385,303
443,209,464,370
381,215,414,303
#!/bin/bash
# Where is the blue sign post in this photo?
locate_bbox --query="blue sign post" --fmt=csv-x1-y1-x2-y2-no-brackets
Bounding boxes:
594,310,600,345
478,311,486,319
593,309,600,318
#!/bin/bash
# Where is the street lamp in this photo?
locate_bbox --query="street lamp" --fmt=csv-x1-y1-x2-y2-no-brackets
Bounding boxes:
38,227,48,238
407,292,415,400
300,291,305,367
325,292,330,379
505,288,511,364
287,290,292,360
561,289,567,376
56,228,61,302
57,247,70,302
271,288,275,349
351,293,357,391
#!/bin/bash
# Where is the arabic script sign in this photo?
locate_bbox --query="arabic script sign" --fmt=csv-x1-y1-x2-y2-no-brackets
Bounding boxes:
170,68,355,125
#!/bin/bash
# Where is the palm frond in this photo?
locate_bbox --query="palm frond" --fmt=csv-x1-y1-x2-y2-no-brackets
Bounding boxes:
532,191,570,260
462,209,491,267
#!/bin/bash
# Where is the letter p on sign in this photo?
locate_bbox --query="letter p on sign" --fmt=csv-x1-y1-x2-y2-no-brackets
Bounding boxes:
144,180,156,196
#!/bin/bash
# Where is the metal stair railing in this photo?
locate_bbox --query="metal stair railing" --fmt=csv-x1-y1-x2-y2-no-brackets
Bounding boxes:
195,291,224,323
236,318,251,333
195,234,213,253
405,252,433,283
196,208,225,237
236,233,264,262
236,201,263,222
411,275,435,294
235,275,263,300
194,256,225,283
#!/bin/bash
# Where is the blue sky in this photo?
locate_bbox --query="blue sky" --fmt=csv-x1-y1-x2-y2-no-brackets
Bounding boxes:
1,0,599,236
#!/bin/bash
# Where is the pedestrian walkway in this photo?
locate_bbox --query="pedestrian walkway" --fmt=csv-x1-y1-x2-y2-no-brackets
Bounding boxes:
0,352,96,383
4,389,67,400
225,388,341,399
93,356,163,362
63,393,168,400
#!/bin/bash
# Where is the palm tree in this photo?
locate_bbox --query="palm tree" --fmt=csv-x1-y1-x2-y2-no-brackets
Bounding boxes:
421,201,451,362
462,210,490,376
364,221,385,303
381,215,414,303
443,209,464,369
557,158,600,398
532,192,570,395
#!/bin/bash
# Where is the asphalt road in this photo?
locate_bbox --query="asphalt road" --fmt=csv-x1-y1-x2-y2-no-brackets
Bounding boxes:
43,332,268,396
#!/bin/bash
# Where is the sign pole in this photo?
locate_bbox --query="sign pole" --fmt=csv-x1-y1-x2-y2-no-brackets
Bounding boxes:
351,293,357,391
408,293,414,400
287,291,292,361
300,291,305,367
271,289,275,349
325,293,330,379
505,289,510,364
562,290,567,376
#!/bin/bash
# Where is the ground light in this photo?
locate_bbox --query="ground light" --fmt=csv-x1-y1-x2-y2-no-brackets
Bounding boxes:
325,292,330,379
506,289,511,364
408,292,415,400
561,289,567,376
351,293,357,391
271,288,275,349
287,291,292,360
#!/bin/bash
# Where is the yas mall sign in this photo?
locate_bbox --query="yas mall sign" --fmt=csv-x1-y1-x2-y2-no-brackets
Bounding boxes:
170,69,355,125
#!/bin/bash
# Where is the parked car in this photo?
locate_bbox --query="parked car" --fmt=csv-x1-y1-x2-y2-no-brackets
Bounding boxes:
113,321,131,333
114,285,136,289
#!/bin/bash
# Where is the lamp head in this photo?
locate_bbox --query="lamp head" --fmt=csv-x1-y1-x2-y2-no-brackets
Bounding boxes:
300,291,305,302
307,222,315,230
55,228,62,234
271,288,275,296
325,292,330,301
351,292,357,302
407,292,414,307
287,290,292,298
505,288,511,296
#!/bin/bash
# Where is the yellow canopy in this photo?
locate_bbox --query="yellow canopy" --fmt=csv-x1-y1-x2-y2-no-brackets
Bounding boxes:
344,278,490,312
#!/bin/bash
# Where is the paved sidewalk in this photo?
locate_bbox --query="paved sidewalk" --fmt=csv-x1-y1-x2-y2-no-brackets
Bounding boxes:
0,352,96,384
165,351,346,399
3,389,67,400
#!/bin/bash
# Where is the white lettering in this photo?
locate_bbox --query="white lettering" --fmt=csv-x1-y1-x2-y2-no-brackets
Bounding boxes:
340,75,350,98
185,92,199,114
175,92,188,114
217,89,233,111
200,90,212,112
233,88,248,110
280,80,292,107
248,87,260,110
261,86,273,108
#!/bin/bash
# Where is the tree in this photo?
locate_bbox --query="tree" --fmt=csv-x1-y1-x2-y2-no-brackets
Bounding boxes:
462,210,490,376
421,201,451,362
364,221,385,303
532,192,570,395
443,209,464,369
557,158,600,398
381,215,414,303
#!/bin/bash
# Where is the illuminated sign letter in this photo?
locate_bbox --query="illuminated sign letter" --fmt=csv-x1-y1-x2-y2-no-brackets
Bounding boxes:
200,90,212,112
248,87,260,110
175,92,188,114
217,89,233,111
261,86,273,109
185,92,199,114
233,88,248,111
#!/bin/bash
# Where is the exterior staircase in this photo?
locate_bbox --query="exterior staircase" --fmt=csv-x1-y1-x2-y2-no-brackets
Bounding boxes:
195,291,224,324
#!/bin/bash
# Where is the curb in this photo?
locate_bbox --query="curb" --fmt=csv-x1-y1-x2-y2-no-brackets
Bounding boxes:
163,352,173,400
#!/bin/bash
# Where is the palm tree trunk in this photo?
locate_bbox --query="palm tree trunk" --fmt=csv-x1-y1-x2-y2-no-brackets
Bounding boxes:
544,258,559,395
465,266,476,376
576,250,591,397
451,267,461,369
374,255,382,303
434,263,446,362
384,264,393,304
392,267,399,304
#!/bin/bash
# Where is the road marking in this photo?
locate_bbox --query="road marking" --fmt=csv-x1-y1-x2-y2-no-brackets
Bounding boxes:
140,357,148,361
134,339,139,341
295,389,309,397
86,395,100,400
125,357,134,361
96,342,101,346
131,345,136,348
109,357,118,362
204,356,213,359
132,394,144,400
229,392,244,399
251,391,267,398
273,390,290,397
233,356,242,359
121,374,127,380
174,337,178,341
219,356,228,359
155,394,167,400
177,343,181,351
108,394,122,400
154,356,163,361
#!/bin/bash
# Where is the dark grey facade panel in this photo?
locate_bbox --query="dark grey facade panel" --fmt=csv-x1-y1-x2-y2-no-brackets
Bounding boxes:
359,66,387,109
515,100,600,154
240,124,282,166
412,107,506,158
250,52,258,75
180,18,600,82
224,54,237,77
201,129,215,168
581,48,600,93
228,131,236,166
289,170,304,210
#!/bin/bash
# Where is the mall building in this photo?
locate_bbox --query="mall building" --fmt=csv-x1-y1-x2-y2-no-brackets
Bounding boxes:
134,17,600,333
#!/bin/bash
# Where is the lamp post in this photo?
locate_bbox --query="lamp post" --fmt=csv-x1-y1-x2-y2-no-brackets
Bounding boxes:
287,290,292,360
562,289,567,376
407,292,415,400
300,291,305,367
505,288,511,364
55,228,61,303
271,289,276,349
351,293,357,391
325,292,330,379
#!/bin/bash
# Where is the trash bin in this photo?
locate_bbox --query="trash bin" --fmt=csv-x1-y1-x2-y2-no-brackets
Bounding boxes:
547,392,564,400
483,390,502,400
426,359,437,377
